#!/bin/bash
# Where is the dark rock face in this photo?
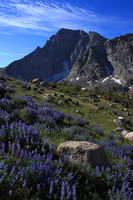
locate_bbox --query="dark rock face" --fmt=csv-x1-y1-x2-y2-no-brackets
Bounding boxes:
105,34,133,86
65,33,133,91
5,28,133,91
5,29,88,82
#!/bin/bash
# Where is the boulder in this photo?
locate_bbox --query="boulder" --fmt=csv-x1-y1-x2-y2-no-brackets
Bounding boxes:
89,98,94,103
98,95,101,98
109,104,116,108
124,132,133,141
58,100,62,104
121,108,127,112
57,141,109,167
118,116,124,120
81,87,87,91
114,127,122,132
32,78,43,84
113,119,124,127
121,130,128,136
40,81,46,87
75,109,80,113
44,95,54,102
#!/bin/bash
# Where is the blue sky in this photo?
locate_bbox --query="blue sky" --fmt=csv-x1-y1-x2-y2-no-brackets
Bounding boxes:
0,0,133,67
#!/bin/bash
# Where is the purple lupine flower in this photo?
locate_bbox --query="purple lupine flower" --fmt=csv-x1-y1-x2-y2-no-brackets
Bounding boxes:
49,180,54,195
61,181,65,200
22,180,27,187
37,184,41,191
72,184,77,200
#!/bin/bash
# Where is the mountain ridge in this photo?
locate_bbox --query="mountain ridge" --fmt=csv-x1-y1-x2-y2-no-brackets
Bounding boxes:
4,28,133,91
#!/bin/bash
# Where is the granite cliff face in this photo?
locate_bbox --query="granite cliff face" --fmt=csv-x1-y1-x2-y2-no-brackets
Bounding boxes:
5,29,88,82
5,28,133,91
65,33,133,90
105,34,133,86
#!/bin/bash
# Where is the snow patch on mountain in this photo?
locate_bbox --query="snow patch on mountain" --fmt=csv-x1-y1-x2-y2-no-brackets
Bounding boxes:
111,77,122,84
102,77,109,83
102,76,122,85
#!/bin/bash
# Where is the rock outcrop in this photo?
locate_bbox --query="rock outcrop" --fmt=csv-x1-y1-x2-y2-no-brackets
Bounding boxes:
57,141,109,167
124,132,133,141
64,33,133,91
32,78,43,84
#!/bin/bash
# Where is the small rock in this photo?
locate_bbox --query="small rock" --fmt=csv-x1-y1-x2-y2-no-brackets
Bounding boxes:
113,119,124,127
114,127,122,132
57,141,109,167
44,94,53,102
98,95,101,98
40,81,46,87
58,100,62,104
109,104,116,108
32,78,43,84
121,130,128,136
124,132,133,141
72,101,79,106
89,99,94,103
122,108,127,112
81,87,87,91
75,110,80,113
118,116,124,120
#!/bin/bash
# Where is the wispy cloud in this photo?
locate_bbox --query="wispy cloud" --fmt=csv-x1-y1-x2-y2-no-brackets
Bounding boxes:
0,30,13,36
0,0,132,35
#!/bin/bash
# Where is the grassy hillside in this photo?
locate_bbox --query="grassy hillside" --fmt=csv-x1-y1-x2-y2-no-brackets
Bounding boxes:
0,75,133,200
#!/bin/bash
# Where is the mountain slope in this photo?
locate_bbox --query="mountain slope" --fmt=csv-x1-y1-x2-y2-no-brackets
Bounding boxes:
5,29,133,91
5,29,89,81
64,33,133,89
105,34,133,86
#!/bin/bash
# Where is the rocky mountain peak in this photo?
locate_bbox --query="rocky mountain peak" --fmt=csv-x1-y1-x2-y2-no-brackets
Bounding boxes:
88,31,106,40
88,31,107,46
5,28,133,92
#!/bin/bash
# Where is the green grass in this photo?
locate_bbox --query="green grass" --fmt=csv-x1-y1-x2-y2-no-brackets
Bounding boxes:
5,78,133,138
